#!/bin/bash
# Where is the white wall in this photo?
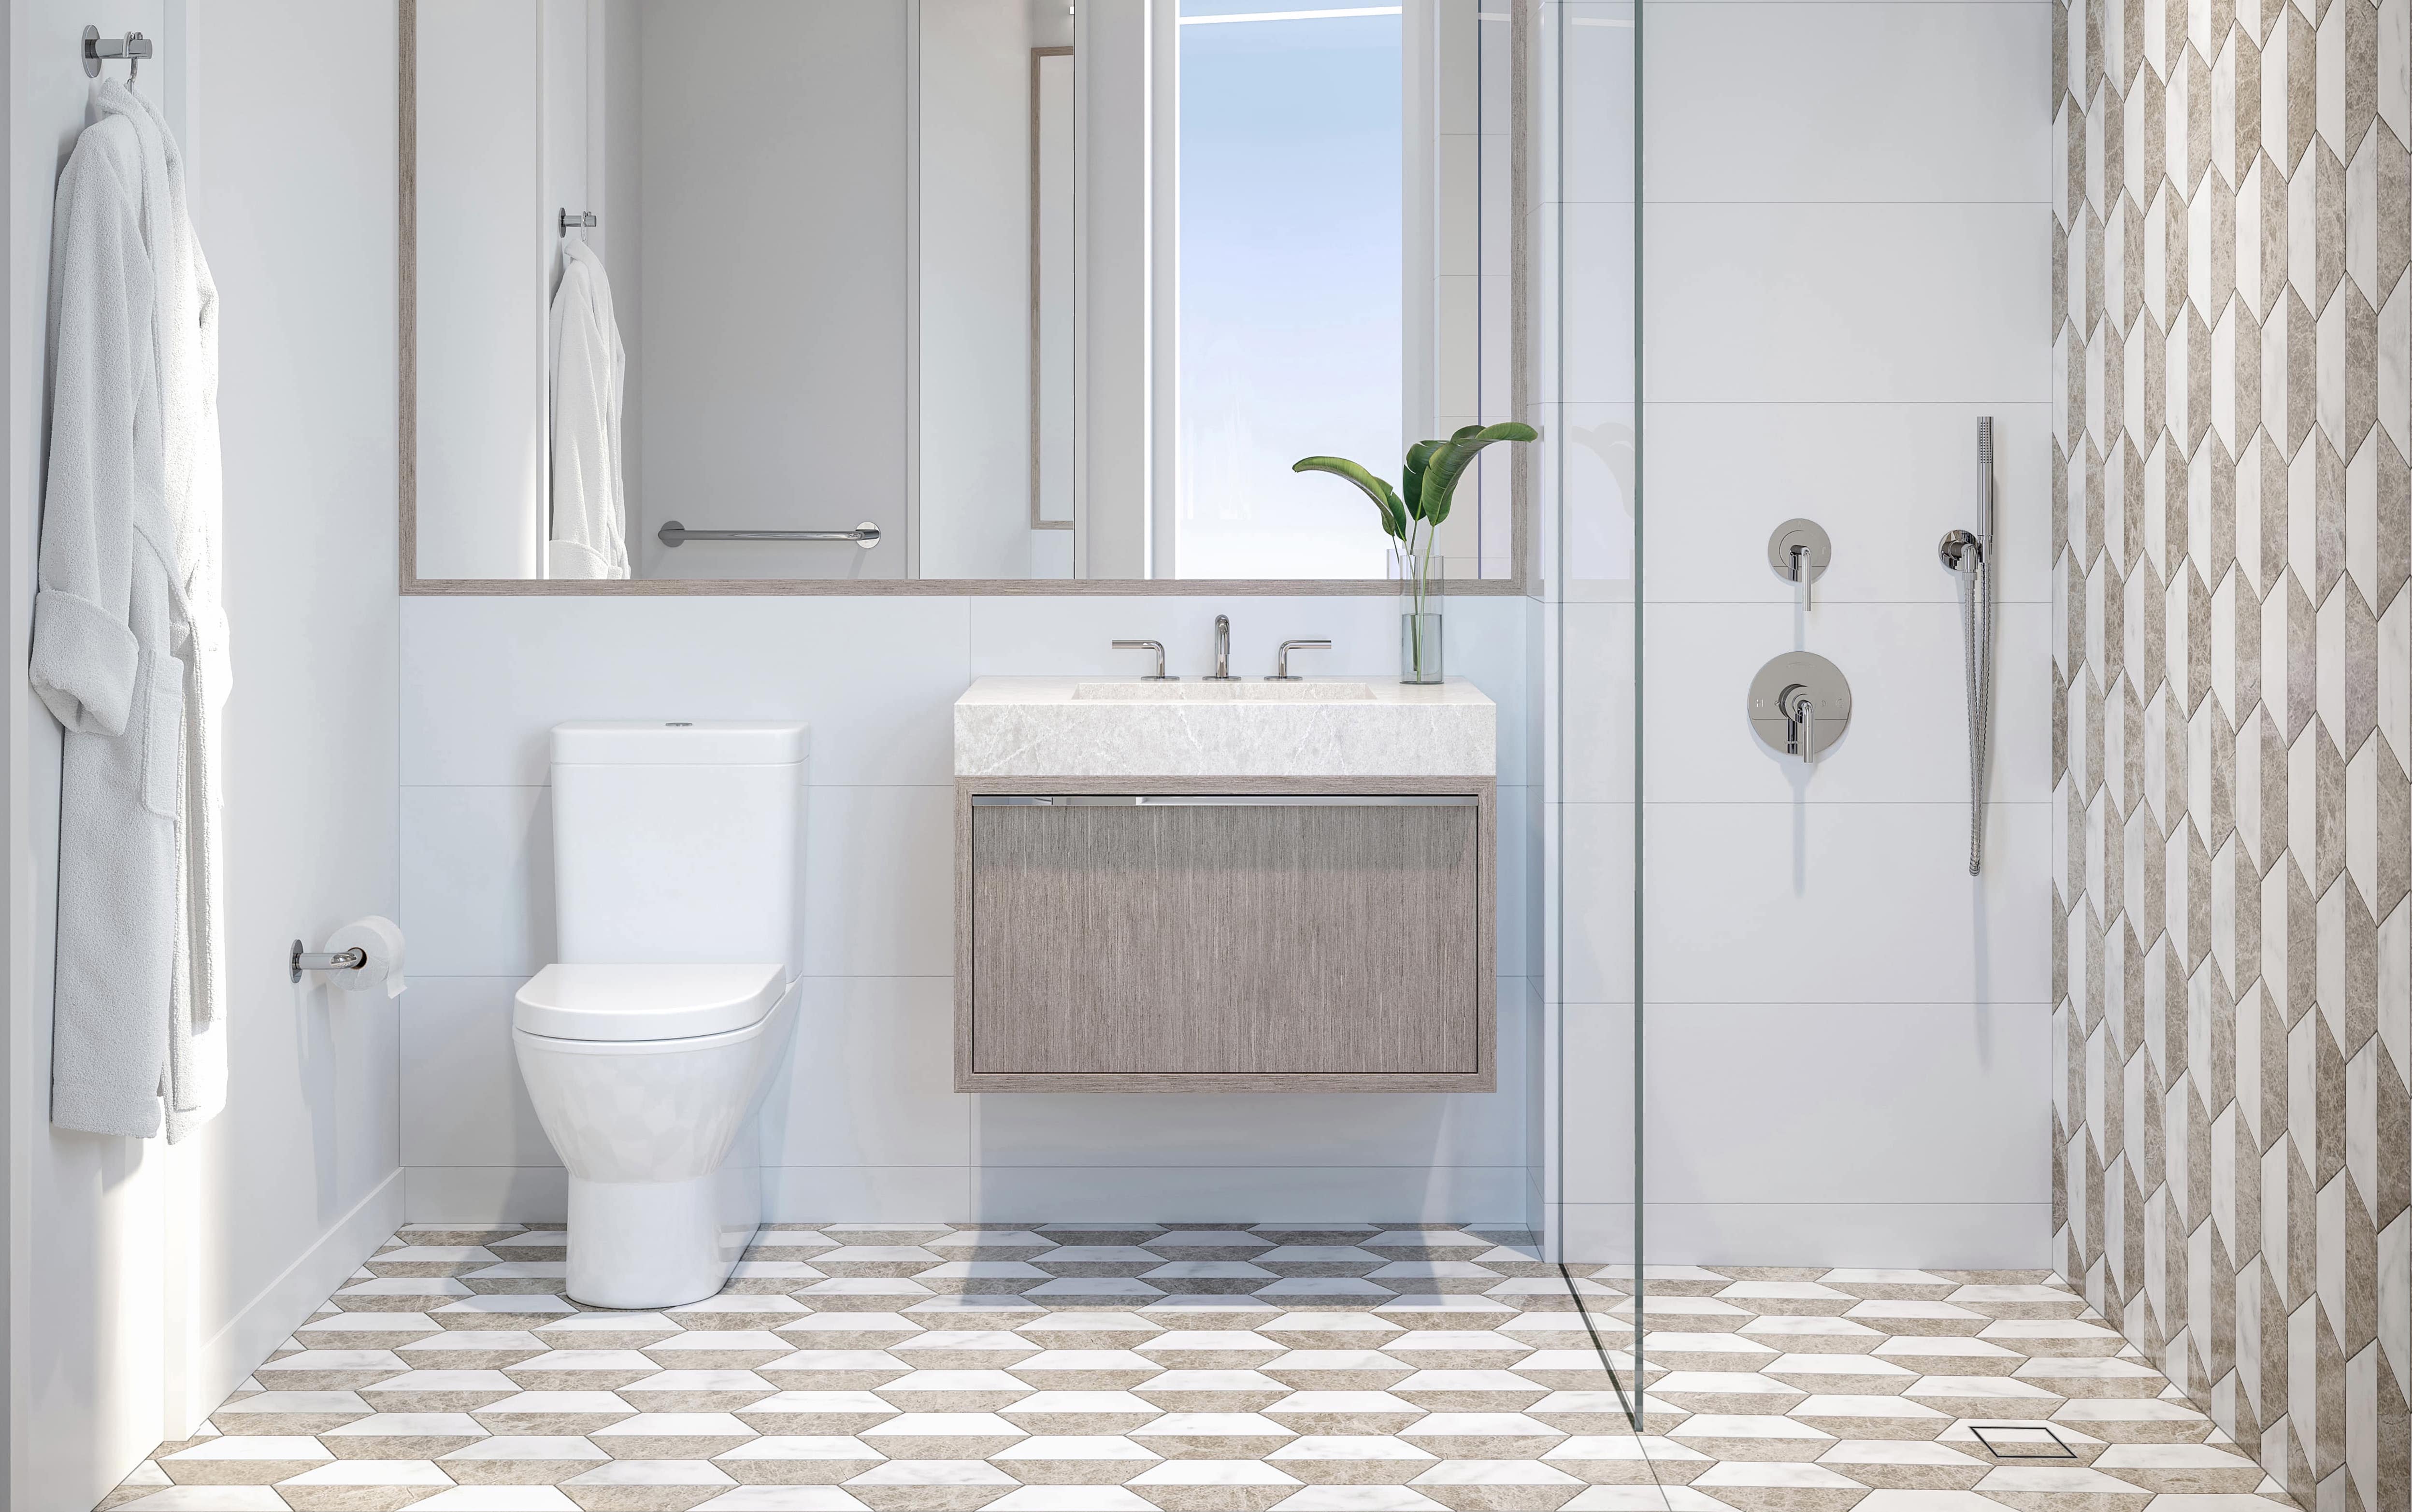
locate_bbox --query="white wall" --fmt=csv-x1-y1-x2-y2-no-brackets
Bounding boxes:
6,0,403,1504
414,0,546,580
398,593,1535,1223
1540,0,2055,1265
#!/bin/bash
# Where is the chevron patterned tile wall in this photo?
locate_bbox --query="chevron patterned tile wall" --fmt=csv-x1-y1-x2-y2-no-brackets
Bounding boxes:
2049,0,2412,1507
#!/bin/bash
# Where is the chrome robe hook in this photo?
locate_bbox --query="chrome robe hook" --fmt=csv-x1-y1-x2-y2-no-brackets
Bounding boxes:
83,26,153,81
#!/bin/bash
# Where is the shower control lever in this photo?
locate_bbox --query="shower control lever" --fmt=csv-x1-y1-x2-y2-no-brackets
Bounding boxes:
1749,652,1852,766
1781,687,1817,764
1767,518,1831,612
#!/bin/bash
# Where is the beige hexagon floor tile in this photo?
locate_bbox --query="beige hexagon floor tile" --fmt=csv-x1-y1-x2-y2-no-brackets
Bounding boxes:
319,1412,490,1460
272,1457,455,1512
438,1435,612,1486
708,1436,884,1487
1259,1391,1426,1436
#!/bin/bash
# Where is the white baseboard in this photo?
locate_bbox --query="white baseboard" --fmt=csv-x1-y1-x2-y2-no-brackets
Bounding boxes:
177,1167,404,1437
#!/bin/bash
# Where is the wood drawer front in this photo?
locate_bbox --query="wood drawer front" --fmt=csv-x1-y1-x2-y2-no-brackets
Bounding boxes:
968,798,1482,1076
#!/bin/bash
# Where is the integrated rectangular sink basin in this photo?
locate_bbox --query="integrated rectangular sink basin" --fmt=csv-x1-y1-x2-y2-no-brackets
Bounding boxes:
955,675,1494,778
1071,679,1376,701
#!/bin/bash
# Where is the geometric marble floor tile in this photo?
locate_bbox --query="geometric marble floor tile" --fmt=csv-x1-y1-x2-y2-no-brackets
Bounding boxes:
95,1225,2301,1512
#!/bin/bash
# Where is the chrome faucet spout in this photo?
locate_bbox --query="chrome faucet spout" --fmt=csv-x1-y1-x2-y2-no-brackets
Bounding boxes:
1208,614,1235,680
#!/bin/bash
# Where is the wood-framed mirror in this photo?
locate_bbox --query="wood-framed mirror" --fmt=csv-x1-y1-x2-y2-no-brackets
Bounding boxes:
400,0,1529,594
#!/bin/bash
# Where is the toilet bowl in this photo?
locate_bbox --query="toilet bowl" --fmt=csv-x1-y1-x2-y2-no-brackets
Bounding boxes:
513,963,799,1308
515,720,808,1310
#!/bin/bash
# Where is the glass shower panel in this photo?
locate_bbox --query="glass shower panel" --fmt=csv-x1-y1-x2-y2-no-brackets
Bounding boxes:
1536,0,1642,1422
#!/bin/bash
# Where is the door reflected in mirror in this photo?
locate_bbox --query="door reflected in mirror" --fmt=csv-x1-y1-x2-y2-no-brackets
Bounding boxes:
407,0,1518,585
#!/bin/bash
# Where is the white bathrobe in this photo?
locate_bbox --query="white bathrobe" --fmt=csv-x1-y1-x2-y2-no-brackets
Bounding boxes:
30,79,227,1141
547,239,629,579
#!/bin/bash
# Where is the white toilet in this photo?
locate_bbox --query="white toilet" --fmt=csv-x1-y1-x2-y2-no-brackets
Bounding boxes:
512,720,807,1309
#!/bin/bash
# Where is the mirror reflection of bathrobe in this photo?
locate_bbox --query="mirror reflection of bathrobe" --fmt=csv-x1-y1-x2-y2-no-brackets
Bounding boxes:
31,78,228,1141
547,239,629,579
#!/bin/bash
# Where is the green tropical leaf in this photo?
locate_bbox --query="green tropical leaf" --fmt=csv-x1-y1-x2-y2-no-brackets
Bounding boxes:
1293,455,1408,540
1417,421,1537,527
1401,440,1444,523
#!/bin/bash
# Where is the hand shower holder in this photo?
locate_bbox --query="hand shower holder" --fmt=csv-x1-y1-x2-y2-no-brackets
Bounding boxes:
1943,417,1997,876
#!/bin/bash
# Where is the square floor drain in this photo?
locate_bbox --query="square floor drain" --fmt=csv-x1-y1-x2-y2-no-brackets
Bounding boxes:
1969,1424,2078,1459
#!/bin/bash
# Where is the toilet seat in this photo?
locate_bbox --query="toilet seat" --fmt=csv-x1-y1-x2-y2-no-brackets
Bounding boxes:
514,962,784,1042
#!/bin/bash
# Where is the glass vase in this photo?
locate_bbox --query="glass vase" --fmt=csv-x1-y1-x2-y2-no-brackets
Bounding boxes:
1390,549,1448,684
1400,612,1445,685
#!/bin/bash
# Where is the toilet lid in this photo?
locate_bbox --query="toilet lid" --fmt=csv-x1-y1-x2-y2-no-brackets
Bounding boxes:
514,963,786,1041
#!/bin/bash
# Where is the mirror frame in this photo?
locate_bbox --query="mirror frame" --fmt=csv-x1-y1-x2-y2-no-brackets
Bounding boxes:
397,0,1531,596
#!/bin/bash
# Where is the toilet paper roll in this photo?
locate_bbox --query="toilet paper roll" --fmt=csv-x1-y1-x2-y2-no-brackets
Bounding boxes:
324,915,407,998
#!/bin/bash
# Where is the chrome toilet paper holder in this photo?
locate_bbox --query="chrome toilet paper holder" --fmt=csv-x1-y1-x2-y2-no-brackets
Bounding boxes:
290,941,366,984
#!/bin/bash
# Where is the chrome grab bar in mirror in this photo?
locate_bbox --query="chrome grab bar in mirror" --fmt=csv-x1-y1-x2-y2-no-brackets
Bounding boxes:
971,794,1479,807
657,520,881,549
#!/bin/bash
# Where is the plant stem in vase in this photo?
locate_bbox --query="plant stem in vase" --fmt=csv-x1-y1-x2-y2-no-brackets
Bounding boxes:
1292,421,1535,685
1395,540,1446,685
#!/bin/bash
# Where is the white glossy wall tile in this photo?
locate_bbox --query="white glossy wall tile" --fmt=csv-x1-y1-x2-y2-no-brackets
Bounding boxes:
1640,1003,2051,1203
1644,2,2050,202
1555,1002,1638,1206
1640,803,2047,1004
1535,0,2055,1268
399,786,552,976
1640,601,2053,803
1635,1201,2053,1268
757,977,968,1169
1643,203,2049,403
798,786,954,977
1639,402,2055,605
400,978,554,1168
1558,803,1637,1004
1560,203,1639,407
398,596,971,786
398,594,1532,1223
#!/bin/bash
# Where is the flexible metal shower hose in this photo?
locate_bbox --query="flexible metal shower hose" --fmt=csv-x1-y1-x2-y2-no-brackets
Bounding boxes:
1959,419,1996,876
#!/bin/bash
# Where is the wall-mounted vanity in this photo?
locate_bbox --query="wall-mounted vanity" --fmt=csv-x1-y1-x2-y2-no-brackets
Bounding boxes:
951,675,1497,1093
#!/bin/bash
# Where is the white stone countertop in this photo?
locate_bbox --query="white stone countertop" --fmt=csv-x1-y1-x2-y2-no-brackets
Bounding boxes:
953,675,1497,778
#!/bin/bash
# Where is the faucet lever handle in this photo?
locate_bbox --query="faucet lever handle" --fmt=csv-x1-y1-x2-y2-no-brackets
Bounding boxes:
1780,685,1819,764
1112,639,1171,680
1270,639,1333,681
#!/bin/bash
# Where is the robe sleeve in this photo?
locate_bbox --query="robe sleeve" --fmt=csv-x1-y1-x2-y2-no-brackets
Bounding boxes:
29,131,153,737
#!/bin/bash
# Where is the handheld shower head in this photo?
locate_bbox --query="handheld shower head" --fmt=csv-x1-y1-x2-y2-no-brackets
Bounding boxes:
1950,416,1998,876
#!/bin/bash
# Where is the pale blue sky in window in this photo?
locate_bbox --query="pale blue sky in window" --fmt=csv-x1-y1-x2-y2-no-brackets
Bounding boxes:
1177,1,1404,579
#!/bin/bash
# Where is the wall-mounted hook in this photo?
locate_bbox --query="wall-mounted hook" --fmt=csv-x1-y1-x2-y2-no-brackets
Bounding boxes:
83,26,153,81
1766,518,1831,611
560,208,598,236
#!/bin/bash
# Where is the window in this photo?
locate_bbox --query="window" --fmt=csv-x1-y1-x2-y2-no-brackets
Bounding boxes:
1175,3,1404,579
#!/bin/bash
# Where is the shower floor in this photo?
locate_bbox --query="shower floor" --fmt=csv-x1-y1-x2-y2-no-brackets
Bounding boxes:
100,1222,2289,1512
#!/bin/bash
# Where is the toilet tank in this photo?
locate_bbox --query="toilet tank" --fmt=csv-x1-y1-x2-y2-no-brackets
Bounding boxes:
550,721,808,975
